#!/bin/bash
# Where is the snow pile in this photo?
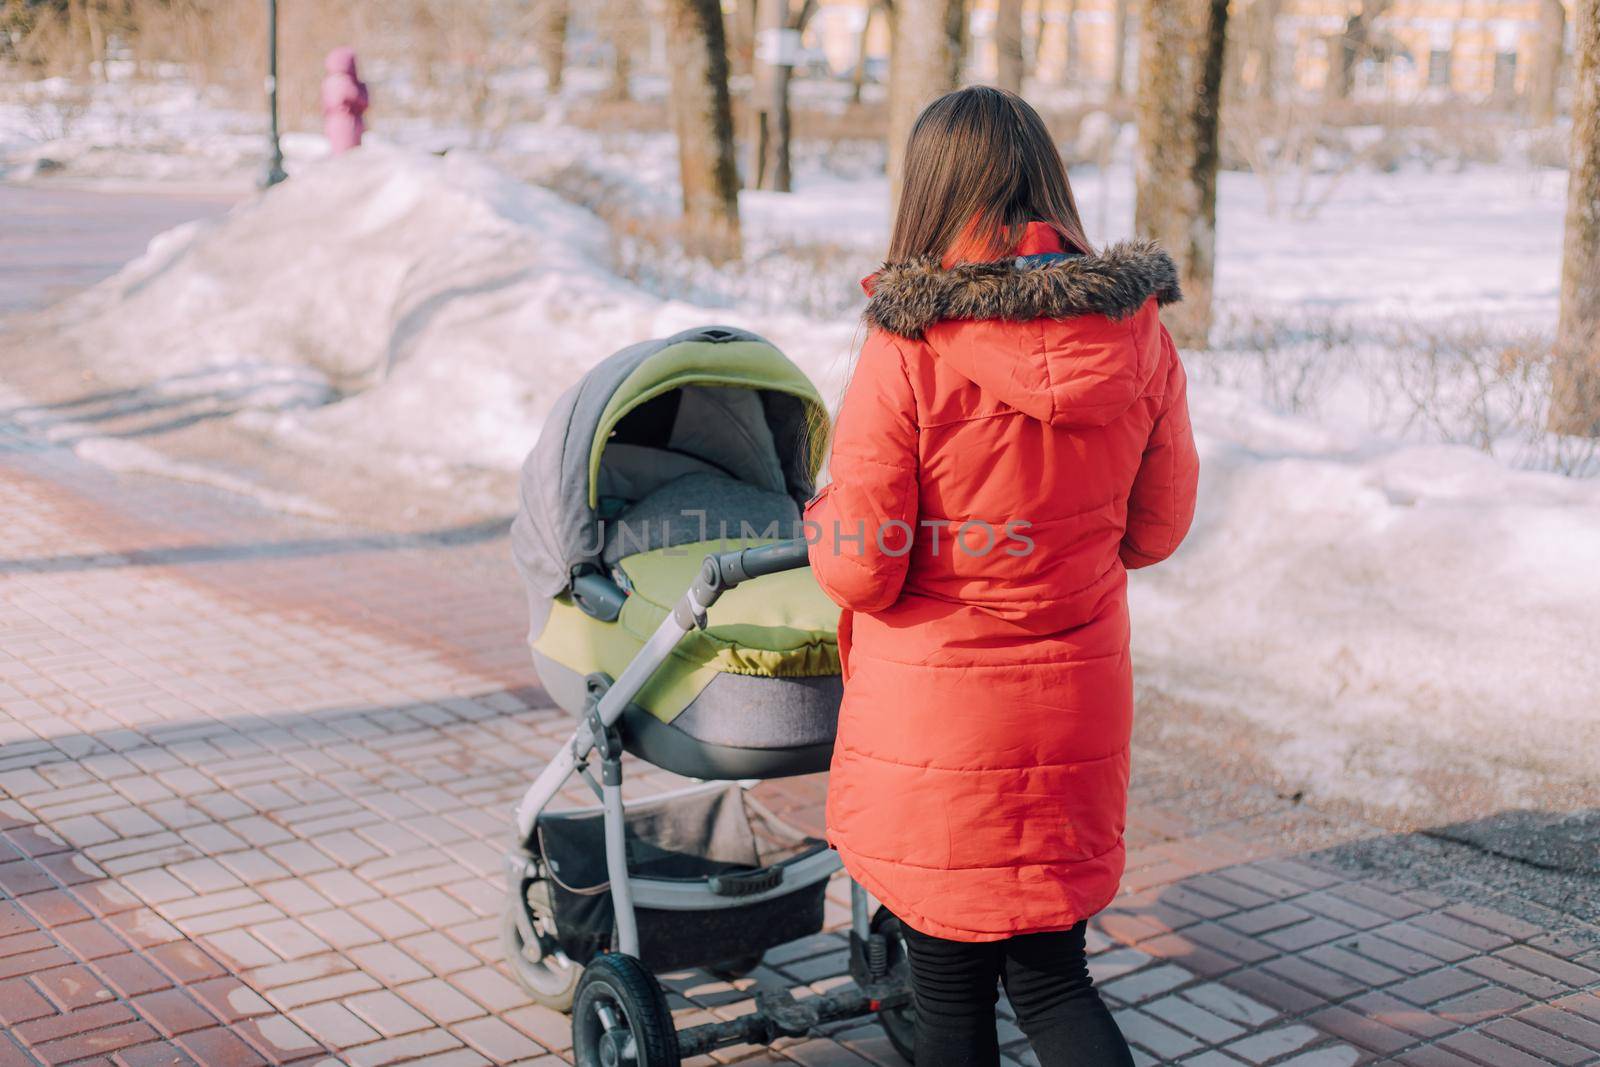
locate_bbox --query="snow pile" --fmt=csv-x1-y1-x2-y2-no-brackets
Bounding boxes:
1129,387,1600,811
35,145,857,473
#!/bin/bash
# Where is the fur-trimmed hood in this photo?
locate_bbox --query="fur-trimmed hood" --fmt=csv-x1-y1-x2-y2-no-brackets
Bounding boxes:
863,239,1181,340
861,231,1183,429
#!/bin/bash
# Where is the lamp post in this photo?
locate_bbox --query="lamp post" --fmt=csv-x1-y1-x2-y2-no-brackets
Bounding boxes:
260,0,287,188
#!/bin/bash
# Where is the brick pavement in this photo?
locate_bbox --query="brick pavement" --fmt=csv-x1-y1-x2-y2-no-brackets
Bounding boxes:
2,403,1598,1066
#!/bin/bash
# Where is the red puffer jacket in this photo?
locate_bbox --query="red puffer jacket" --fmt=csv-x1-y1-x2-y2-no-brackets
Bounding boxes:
805,222,1200,941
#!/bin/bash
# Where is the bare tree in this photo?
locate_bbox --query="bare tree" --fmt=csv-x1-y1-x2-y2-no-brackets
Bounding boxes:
850,0,881,105
1529,0,1568,125
731,0,758,76
888,0,966,202
748,0,790,190
599,0,637,102
1551,0,1599,434
1063,0,1081,84
536,0,569,92
995,0,1024,93
1233,0,1285,101
1324,0,1392,100
1109,0,1132,101
1135,0,1229,348
664,0,743,260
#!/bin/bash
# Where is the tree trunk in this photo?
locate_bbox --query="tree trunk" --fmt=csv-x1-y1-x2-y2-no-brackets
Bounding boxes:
1251,0,1284,100
1325,0,1392,100
748,0,793,190
1064,0,1081,84
888,0,965,205
664,0,743,261
1550,0,1600,434
601,0,636,102
1110,0,1131,101
1031,0,1048,77
536,0,569,93
732,0,758,77
945,0,969,83
851,2,877,105
1529,0,1568,125
996,0,1025,93
1134,0,1229,348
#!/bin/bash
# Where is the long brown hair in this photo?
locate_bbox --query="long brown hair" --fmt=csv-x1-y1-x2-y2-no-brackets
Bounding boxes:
888,86,1092,264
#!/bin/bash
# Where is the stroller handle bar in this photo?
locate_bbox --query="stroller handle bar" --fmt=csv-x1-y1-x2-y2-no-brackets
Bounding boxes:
514,537,815,844
702,538,811,588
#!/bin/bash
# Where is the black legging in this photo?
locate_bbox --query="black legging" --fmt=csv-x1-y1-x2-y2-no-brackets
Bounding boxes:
900,919,1134,1067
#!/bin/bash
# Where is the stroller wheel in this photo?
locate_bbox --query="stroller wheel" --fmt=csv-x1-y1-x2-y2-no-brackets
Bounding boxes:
502,881,581,1011
870,907,916,1063
573,953,680,1067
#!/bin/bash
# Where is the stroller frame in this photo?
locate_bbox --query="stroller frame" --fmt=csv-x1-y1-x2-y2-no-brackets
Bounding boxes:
506,540,913,1064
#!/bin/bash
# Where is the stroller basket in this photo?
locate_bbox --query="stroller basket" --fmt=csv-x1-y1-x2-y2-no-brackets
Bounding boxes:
535,782,829,973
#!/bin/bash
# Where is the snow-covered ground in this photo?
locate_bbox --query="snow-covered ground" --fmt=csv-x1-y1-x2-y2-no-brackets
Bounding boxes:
4,77,1594,825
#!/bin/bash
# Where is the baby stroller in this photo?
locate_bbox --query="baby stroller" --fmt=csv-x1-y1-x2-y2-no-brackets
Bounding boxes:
505,326,915,1066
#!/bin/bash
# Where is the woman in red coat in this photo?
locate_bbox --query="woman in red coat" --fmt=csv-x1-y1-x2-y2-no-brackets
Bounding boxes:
805,86,1199,1066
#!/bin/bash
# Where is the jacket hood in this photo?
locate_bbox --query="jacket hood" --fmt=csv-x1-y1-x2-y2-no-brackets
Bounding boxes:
863,237,1181,428
325,46,358,75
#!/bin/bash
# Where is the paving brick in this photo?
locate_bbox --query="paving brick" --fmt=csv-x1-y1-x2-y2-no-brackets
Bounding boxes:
1459,955,1570,999
1479,1016,1596,1065
32,1019,160,1064
1101,963,1193,1004
448,966,527,1013
1299,943,1405,987
1145,993,1246,1042
1179,982,1278,1028
1437,1029,1566,1067
1492,945,1600,989
1334,931,1440,976
1262,918,1355,953
344,991,434,1037
1343,991,1452,1039
346,943,432,986
1223,1024,1322,1064
94,953,174,998
178,1026,269,1067
1260,955,1363,1000
1135,933,1239,979
185,977,274,1024
33,963,118,1011
1305,1005,1415,1054
1439,904,1542,942
291,1002,382,1048
1515,1002,1600,1049
233,1014,324,1061
395,979,489,1026
1113,1008,1202,1060
115,1040,202,1066
451,1016,544,1062
1388,967,1486,1006
0,975,57,1025
1277,1048,1365,1067
1411,912,1514,953
131,989,219,1036
343,1029,464,1067
1223,903,1314,936
1432,983,1533,1024
1183,922,1278,965
145,943,225,984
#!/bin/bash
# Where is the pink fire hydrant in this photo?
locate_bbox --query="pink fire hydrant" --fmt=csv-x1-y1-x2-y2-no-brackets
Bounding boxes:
321,47,368,154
